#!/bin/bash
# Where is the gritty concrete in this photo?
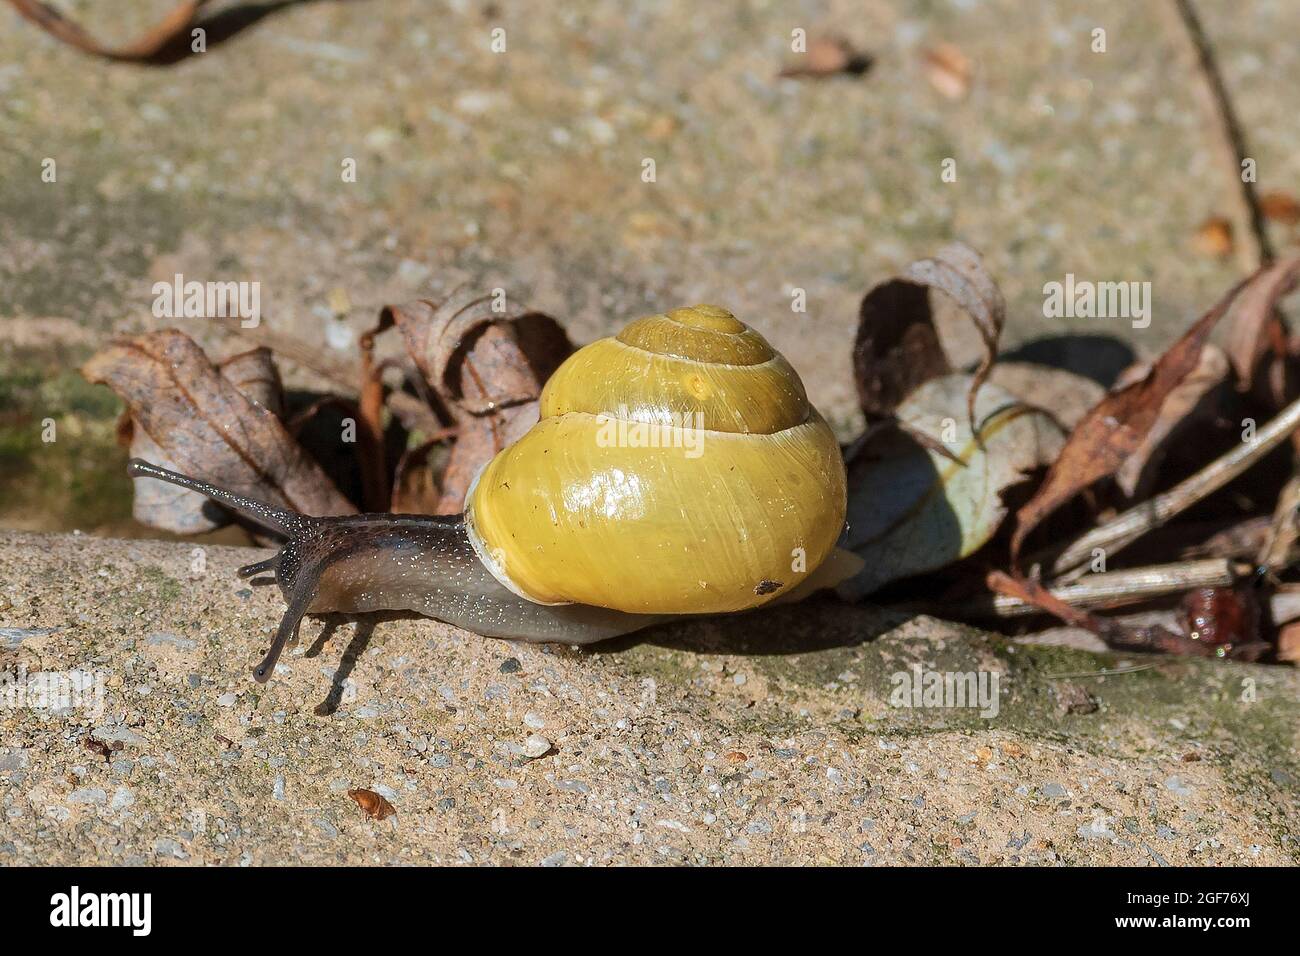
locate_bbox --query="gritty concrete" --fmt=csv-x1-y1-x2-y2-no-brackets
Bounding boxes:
0,531,1295,865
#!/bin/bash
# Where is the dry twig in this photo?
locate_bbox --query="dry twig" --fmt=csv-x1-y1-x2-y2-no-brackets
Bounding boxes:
1052,393,1300,575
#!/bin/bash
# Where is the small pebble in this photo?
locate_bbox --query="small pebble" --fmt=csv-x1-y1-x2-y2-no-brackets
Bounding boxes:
523,734,553,759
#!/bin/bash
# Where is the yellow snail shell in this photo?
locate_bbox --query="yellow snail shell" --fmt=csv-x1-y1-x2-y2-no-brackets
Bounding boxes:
465,304,847,615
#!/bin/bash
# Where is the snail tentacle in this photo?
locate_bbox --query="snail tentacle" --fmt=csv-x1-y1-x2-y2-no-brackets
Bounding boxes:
252,570,319,683
127,458,316,538
237,556,279,579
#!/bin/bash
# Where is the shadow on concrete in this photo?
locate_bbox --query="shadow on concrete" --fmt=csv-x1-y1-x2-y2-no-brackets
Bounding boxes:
143,0,364,66
595,598,918,659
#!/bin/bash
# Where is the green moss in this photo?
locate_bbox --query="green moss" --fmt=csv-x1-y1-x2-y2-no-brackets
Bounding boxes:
138,565,182,604
0,344,133,532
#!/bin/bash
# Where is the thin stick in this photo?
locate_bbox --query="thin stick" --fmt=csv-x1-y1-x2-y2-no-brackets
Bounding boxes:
1052,394,1300,574
1162,0,1272,272
1269,588,1300,624
1256,472,1300,570
928,558,1239,620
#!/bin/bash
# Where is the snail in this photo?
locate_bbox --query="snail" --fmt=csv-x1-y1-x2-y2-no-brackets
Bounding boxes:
128,305,850,683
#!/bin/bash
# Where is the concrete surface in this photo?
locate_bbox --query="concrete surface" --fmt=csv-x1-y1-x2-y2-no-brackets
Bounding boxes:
1,531,1295,864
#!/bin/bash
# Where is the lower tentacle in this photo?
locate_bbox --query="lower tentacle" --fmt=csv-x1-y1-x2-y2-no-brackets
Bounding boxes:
253,578,318,683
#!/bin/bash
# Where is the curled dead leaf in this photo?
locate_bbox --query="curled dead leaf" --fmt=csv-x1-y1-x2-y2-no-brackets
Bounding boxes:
988,362,1106,432
82,330,355,533
1114,344,1229,500
1221,253,1300,394
6,0,210,62
347,787,396,821
115,346,287,532
779,36,872,79
382,289,572,513
390,437,448,515
853,242,1005,429
838,375,1062,600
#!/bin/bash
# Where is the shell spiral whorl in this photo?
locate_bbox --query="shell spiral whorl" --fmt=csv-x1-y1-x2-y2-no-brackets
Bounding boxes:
466,305,847,615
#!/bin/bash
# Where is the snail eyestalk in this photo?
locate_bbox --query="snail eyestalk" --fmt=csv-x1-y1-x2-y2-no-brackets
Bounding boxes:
126,458,313,538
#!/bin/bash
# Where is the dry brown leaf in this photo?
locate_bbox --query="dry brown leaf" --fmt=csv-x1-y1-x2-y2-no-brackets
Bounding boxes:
853,243,1005,429
216,346,284,418
113,345,289,532
1260,190,1300,226
354,325,393,512
1193,216,1234,258
1115,344,1229,499
83,330,355,533
1221,253,1300,393
347,788,395,821
383,289,572,513
6,0,211,61
922,43,972,100
779,36,872,79
1009,269,1260,565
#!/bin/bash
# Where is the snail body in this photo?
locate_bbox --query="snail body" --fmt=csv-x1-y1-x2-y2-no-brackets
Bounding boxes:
129,305,848,683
